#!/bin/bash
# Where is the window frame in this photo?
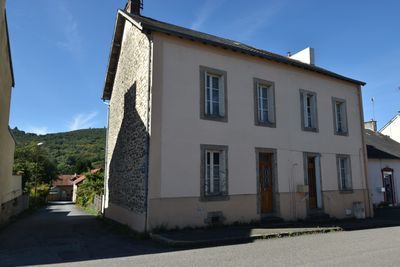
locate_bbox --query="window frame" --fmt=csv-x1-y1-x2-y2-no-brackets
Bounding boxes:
254,78,276,128
336,154,353,192
332,97,349,136
200,66,228,122
299,89,318,132
200,144,229,201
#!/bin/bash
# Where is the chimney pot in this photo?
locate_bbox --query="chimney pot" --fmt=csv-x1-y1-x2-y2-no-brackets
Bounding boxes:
364,120,377,132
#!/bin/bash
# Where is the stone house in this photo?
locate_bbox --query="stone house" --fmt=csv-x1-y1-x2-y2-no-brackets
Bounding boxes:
103,0,371,232
48,175,75,201
0,0,27,225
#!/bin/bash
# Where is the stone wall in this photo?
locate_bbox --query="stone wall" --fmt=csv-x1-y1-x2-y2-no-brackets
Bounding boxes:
0,194,29,226
106,21,151,217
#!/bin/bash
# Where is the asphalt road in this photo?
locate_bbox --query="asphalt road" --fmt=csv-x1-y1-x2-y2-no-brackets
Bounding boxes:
1,203,400,266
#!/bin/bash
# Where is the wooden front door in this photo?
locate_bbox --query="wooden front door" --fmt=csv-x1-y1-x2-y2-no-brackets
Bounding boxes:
259,153,273,214
308,156,317,209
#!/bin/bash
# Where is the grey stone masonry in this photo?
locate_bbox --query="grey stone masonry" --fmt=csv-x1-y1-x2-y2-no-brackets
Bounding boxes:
107,21,151,215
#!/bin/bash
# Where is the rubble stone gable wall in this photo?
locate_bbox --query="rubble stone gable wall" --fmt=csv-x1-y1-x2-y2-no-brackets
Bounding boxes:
107,21,151,215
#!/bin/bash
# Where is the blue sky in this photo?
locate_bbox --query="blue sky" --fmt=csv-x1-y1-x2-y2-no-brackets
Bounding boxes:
7,0,400,134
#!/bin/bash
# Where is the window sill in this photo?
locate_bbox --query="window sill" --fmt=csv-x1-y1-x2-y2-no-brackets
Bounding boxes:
339,189,353,194
255,121,276,128
200,194,230,202
302,127,319,133
334,131,349,136
201,114,228,123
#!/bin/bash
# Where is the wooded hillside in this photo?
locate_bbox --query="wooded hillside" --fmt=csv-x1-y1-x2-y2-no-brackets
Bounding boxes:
12,128,106,174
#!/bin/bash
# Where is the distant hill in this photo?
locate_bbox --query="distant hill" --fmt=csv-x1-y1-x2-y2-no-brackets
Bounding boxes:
12,127,106,174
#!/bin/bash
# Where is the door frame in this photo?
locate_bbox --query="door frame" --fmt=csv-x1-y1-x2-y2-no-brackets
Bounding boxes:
381,167,395,205
303,152,324,214
255,148,278,216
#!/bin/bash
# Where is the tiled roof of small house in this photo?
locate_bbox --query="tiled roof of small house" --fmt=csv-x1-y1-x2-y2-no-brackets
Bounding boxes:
102,10,366,100
365,129,400,159
53,175,75,187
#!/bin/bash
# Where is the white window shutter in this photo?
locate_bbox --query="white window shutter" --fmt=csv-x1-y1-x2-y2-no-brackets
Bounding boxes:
334,102,339,131
311,95,317,128
345,158,352,189
342,103,348,132
218,77,225,116
219,151,227,193
267,87,275,123
302,93,308,127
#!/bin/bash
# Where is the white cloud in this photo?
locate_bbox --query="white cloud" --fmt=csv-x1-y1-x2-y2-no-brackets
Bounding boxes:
55,2,83,60
191,0,227,30
68,112,98,131
27,127,49,135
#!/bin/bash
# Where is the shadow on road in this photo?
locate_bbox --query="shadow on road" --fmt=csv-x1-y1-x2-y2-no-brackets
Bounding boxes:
0,202,175,266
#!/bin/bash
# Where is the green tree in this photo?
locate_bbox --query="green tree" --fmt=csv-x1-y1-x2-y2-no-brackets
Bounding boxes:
13,144,58,192
76,171,104,207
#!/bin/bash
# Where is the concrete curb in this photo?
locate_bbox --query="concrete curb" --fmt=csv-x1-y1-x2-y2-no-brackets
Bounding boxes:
150,227,342,248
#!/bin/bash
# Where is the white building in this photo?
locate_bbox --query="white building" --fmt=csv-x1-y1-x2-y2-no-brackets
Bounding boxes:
102,0,371,232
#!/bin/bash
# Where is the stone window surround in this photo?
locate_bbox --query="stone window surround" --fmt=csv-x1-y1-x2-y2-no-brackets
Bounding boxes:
332,97,349,136
199,66,228,122
253,78,276,128
299,89,319,133
336,154,353,193
200,144,229,202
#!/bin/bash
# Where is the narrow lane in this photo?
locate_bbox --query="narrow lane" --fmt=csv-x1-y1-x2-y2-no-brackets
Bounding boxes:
0,202,170,266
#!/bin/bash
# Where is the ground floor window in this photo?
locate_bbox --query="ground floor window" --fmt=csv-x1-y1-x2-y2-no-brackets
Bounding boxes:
200,145,228,201
337,155,352,191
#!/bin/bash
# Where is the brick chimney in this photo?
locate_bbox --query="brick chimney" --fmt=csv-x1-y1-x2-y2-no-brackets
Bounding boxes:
126,0,143,15
364,120,377,132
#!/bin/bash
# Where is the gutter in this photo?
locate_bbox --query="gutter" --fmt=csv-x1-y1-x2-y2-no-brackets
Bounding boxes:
357,85,373,218
144,30,153,233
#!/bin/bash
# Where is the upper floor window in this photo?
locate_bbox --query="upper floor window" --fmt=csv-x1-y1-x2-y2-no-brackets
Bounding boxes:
332,98,348,135
300,90,318,132
337,155,352,191
254,79,276,127
200,145,229,201
200,66,227,122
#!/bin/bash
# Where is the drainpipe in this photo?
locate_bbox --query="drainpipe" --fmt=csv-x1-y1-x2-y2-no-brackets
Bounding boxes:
102,100,110,216
357,84,373,218
144,30,153,233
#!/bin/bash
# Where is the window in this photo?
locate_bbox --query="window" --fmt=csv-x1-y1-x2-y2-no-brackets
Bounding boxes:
300,90,318,131
200,145,228,201
200,66,227,122
254,79,276,127
332,98,348,135
337,155,352,191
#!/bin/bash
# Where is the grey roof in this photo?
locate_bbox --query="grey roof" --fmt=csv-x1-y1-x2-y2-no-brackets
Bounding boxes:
379,112,400,132
365,129,400,159
103,10,366,100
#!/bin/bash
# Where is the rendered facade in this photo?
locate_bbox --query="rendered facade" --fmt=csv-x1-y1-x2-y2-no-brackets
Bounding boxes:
103,1,371,232
0,0,25,224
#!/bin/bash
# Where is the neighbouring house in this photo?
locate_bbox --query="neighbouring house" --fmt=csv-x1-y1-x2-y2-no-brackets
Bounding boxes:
103,0,371,232
72,175,86,203
379,112,400,143
48,175,75,201
0,0,27,225
365,121,400,207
